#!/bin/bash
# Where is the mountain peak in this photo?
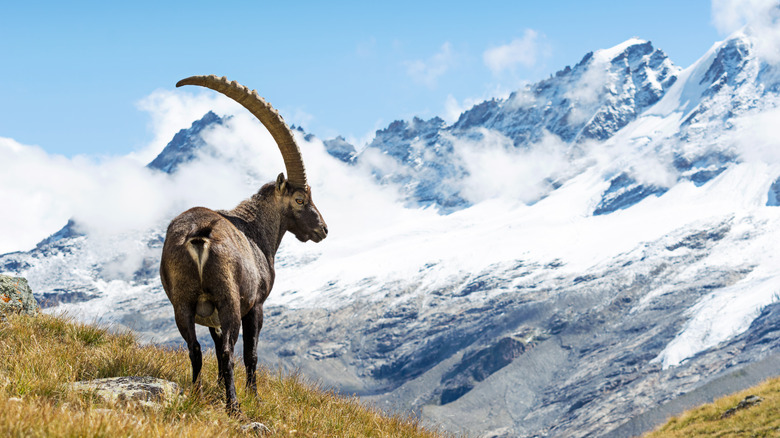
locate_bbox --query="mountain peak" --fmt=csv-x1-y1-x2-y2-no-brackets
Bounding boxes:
146,111,225,174
323,136,357,163
595,37,651,62
700,34,752,91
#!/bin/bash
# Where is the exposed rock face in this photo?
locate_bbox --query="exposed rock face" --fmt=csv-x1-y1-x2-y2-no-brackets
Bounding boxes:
438,334,537,405
594,172,669,215
0,275,39,315
767,176,780,206
68,376,182,408
322,136,357,162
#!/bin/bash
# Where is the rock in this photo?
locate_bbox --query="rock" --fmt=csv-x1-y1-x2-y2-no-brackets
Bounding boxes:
439,335,533,405
0,275,39,316
721,394,762,419
240,422,271,435
69,376,182,408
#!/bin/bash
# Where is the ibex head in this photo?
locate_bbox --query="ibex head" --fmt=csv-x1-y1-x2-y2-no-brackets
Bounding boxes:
176,75,328,243
274,172,328,242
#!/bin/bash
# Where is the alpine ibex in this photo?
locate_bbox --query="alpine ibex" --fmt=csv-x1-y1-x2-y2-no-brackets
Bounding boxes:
160,75,328,414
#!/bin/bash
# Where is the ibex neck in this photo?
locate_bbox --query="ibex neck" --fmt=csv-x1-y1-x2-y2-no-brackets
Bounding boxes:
226,184,286,262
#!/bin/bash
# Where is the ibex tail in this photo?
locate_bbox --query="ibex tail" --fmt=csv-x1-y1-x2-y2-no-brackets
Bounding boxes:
186,228,212,284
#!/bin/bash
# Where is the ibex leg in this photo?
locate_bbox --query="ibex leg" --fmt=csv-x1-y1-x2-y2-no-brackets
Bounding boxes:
209,327,227,387
218,305,242,415
241,303,264,394
174,307,202,387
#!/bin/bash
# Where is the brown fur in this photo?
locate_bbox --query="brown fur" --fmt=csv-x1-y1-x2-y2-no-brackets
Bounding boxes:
160,174,327,414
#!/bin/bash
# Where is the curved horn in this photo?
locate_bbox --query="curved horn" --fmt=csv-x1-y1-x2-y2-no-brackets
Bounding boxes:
176,75,307,189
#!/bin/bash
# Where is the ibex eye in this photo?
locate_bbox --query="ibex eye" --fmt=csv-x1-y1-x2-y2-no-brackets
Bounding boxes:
296,199,304,205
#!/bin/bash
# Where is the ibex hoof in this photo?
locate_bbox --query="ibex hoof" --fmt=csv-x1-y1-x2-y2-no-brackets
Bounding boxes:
226,401,241,417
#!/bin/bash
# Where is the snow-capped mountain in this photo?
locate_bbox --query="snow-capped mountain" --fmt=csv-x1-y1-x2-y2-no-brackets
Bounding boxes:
3,32,780,437
146,110,226,174
452,38,679,143
350,38,681,212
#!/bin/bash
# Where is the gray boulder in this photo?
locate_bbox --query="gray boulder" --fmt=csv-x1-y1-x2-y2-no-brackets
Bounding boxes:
69,376,183,408
0,275,39,315
241,422,271,435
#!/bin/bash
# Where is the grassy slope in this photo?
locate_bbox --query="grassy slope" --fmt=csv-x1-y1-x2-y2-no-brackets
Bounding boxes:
0,311,448,438
644,375,780,437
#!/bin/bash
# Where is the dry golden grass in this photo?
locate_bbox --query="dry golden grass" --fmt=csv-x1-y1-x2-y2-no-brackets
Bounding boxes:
644,374,780,437
0,311,450,437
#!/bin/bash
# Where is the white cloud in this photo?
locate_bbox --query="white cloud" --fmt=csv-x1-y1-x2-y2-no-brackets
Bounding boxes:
0,138,167,253
0,88,424,259
405,42,456,88
483,29,544,75
0,132,268,254
564,61,611,125
711,0,780,63
445,86,521,125
282,107,315,132
725,107,780,163
448,129,572,205
0,139,84,252
443,94,483,124
131,89,245,164
0,91,271,254
505,87,538,110
346,124,381,153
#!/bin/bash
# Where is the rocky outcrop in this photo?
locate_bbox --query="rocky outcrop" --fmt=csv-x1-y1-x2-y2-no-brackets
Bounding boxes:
240,422,271,435
721,394,762,419
68,376,182,408
0,275,39,315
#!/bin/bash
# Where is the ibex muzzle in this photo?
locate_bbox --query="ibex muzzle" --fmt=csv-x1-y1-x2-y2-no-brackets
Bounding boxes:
159,75,327,414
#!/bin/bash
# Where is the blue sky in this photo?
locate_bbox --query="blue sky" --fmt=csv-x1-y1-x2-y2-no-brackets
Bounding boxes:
1,1,721,158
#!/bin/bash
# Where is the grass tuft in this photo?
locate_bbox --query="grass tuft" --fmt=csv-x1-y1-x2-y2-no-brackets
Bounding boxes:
0,311,450,437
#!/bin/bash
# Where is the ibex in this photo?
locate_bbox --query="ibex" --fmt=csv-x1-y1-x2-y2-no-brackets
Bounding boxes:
160,75,328,414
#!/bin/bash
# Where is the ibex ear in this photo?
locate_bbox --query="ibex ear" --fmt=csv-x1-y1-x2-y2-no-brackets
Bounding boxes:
275,173,287,194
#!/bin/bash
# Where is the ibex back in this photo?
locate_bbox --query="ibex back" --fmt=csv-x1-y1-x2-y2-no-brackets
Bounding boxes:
159,75,327,414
